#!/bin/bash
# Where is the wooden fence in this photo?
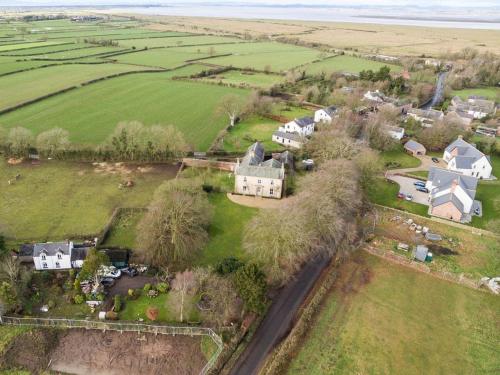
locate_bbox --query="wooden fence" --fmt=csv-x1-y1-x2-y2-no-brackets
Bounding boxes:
0,316,223,375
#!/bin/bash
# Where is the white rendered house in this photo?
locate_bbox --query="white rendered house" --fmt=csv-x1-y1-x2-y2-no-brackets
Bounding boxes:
443,137,492,179
314,106,337,123
279,116,315,137
33,241,73,270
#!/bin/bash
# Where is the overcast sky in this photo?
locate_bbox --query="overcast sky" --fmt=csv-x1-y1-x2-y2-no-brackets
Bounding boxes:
1,0,498,7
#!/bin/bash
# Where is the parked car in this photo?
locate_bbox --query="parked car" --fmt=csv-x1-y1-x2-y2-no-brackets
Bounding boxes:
416,186,429,193
405,194,413,201
432,157,439,163
413,181,426,187
397,192,405,199
100,277,115,288
120,267,138,277
474,207,481,215
98,265,121,279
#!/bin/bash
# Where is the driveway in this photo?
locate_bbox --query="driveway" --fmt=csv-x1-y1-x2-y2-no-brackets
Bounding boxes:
108,275,155,299
388,175,429,205
393,155,446,174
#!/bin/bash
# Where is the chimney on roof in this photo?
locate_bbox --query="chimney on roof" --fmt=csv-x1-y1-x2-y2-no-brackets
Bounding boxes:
457,135,463,139
451,179,458,192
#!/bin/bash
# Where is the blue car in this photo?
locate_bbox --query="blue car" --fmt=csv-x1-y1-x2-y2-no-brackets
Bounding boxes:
416,186,429,193
413,181,426,187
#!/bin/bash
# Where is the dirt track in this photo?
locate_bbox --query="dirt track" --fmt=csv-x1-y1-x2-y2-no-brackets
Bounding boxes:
49,329,205,375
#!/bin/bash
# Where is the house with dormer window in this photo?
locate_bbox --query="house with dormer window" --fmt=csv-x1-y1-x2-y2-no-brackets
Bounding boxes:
33,241,73,270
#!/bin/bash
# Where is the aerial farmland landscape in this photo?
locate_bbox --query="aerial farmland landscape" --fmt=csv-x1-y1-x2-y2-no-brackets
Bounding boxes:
0,1,499,375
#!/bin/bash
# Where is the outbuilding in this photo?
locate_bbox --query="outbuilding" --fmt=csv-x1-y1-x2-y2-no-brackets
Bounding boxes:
404,139,426,156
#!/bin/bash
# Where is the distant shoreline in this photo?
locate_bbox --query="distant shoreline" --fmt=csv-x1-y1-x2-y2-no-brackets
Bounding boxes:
358,15,500,24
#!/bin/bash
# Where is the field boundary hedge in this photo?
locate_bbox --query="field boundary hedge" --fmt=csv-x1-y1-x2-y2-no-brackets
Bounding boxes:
30,48,134,61
0,44,89,57
0,41,72,53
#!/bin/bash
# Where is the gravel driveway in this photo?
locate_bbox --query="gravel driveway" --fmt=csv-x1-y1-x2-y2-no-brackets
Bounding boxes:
388,175,429,205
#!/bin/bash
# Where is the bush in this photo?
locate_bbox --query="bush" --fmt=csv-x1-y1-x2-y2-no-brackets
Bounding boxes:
128,288,134,297
202,183,214,193
215,257,245,275
74,294,84,304
73,279,81,291
143,283,152,293
47,300,56,309
96,293,105,302
106,311,118,320
234,264,267,314
156,282,169,293
146,306,159,321
69,269,76,280
114,294,122,312
147,289,159,299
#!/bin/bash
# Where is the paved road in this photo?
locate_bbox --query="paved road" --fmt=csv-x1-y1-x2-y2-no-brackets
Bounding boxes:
387,175,429,205
229,255,331,375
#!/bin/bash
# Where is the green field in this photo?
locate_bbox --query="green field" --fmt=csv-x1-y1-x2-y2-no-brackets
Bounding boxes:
0,63,155,110
118,35,244,49
101,209,145,249
196,69,284,88
0,41,65,52
113,47,212,69
451,87,500,101
193,42,328,72
0,73,250,150
0,57,54,75
288,252,500,375
221,116,284,153
303,55,403,75
0,160,174,241
26,45,126,60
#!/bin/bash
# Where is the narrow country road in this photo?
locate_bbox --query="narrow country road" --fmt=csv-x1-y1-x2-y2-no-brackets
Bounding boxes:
229,255,331,375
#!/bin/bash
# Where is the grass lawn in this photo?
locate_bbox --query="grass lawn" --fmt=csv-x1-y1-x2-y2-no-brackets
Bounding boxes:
0,41,65,52
29,45,125,59
196,70,284,89
0,326,31,355
303,55,402,75
119,291,200,323
196,193,257,266
0,63,155,111
0,57,55,75
367,177,430,217
451,87,500,101
0,160,173,241
101,209,145,249
222,116,283,153
0,73,250,150
271,103,313,121
288,252,500,375
118,35,243,49
379,146,421,169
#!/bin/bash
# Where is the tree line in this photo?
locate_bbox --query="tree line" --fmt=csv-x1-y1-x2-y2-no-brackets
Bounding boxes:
0,121,189,161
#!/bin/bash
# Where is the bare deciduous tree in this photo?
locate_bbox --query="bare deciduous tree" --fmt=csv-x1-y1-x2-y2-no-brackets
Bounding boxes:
36,128,70,157
171,270,196,322
216,94,245,127
7,127,34,158
137,180,213,267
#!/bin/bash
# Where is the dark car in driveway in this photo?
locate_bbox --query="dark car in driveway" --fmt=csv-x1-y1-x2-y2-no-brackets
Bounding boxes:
416,186,429,193
101,277,116,288
120,267,138,277
432,157,439,163
413,181,426,187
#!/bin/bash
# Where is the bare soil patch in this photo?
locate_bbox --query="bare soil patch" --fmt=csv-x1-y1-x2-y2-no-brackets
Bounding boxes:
49,329,206,375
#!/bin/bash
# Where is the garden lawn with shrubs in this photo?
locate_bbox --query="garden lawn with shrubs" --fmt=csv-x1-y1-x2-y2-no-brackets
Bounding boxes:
379,146,421,169
101,209,145,249
196,70,284,89
451,87,499,101
221,116,284,153
197,194,257,266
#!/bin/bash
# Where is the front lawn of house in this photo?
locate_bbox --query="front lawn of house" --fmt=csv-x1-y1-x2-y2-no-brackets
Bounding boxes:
288,252,500,375
271,103,313,121
367,177,430,217
379,146,421,169
221,116,284,153
451,86,500,101
197,193,257,266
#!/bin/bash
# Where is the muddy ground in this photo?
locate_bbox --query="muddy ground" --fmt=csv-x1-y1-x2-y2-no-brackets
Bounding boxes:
49,329,206,375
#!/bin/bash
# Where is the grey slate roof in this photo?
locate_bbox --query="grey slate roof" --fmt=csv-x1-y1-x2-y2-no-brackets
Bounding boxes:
428,167,477,194
294,116,315,128
242,142,265,166
70,247,90,263
445,138,484,161
404,139,425,152
273,131,303,142
431,193,465,213
451,96,496,114
237,142,284,180
408,108,443,120
324,106,337,116
19,244,34,257
33,242,71,257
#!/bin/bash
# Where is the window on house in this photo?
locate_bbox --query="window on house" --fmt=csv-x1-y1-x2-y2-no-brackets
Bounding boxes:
56,262,60,268
258,179,262,184
243,186,247,191
270,188,274,195
57,253,62,259
41,254,46,260
271,180,274,185
243,177,247,182
42,263,48,269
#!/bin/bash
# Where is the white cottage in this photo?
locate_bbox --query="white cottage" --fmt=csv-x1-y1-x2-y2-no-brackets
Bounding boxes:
33,241,73,270
234,142,285,199
385,125,405,140
314,106,337,123
279,116,315,137
443,137,492,179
